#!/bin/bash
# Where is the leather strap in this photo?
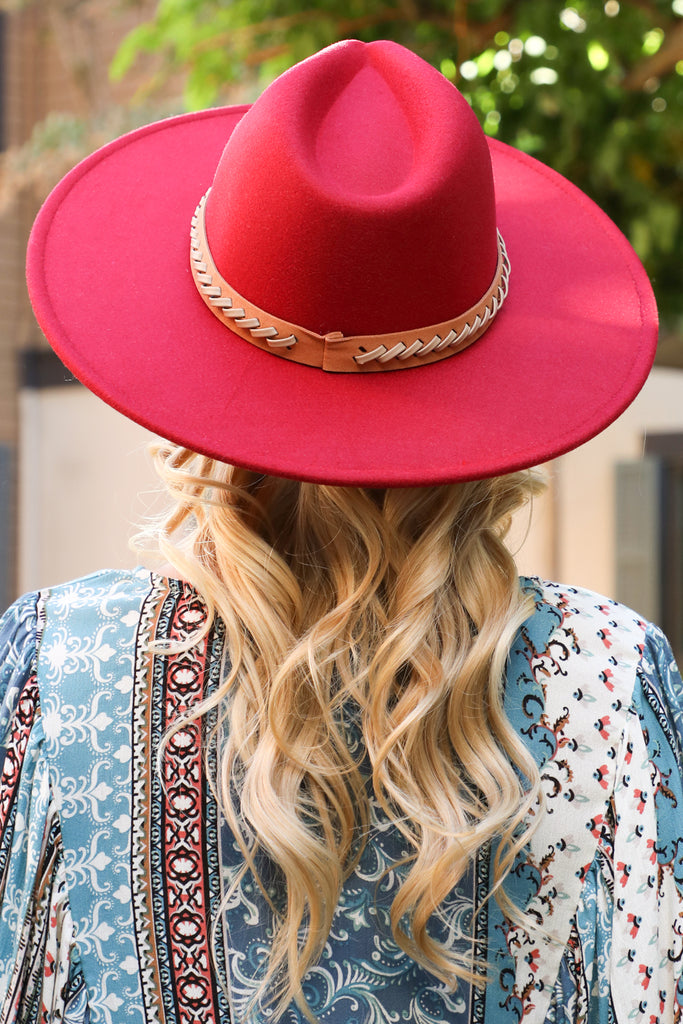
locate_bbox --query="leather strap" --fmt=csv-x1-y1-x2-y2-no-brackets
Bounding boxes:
190,191,510,374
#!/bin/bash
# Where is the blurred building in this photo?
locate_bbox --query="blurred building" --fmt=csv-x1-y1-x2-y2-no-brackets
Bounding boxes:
0,0,166,611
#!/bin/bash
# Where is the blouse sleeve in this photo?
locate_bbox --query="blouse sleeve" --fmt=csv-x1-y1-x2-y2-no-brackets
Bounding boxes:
0,594,89,1023
546,622,683,1023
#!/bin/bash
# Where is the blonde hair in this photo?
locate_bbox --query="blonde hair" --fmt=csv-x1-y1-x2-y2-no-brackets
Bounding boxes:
146,443,545,1019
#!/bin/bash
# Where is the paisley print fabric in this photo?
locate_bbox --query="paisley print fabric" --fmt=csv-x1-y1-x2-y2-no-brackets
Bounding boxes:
0,569,681,1023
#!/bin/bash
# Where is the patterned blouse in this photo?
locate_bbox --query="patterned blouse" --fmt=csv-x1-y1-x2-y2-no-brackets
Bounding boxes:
0,569,681,1024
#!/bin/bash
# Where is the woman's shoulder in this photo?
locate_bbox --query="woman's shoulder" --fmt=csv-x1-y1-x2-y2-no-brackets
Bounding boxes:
520,575,682,715
521,573,651,630
1,568,158,629
0,588,41,689
519,574,664,683
526,575,680,687
0,569,187,717
38,566,161,609
1,568,196,644
506,575,681,799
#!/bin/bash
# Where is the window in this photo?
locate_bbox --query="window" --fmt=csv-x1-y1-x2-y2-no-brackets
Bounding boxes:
646,434,683,664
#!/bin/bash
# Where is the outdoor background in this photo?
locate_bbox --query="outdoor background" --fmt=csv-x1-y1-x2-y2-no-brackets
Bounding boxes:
0,0,682,657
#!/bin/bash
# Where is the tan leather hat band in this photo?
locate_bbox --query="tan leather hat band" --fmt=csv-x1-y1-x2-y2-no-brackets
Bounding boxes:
190,191,510,374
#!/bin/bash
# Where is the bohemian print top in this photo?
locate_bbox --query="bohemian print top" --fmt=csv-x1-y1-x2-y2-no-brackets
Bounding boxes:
0,569,681,1024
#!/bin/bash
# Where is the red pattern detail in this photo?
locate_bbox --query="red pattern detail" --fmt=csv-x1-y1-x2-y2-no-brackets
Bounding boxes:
44,951,55,978
0,677,39,831
595,716,610,740
617,861,631,887
597,628,613,649
162,591,218,1024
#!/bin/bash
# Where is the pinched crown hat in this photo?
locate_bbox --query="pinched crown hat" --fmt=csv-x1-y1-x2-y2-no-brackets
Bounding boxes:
27,40,657,486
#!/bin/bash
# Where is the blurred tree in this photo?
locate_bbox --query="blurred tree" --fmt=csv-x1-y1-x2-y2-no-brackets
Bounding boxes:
111,0,683,341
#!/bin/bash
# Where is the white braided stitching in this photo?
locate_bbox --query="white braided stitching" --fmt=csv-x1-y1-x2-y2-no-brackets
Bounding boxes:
191,203,298,349
192,195,509,366
353,232,510,365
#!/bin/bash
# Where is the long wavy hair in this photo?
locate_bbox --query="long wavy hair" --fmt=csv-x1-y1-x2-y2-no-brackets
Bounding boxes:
145,442,545,1019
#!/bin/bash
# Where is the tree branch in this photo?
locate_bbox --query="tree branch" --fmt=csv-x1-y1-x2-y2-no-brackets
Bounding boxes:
622,20,683,89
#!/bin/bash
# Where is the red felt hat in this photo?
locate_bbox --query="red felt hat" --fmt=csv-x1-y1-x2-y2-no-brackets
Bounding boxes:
26,39,657,486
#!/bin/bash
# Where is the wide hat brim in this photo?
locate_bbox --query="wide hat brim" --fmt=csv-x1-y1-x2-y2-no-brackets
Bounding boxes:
27,105,657,486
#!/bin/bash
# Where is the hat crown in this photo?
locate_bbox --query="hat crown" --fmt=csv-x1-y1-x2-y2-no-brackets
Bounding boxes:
205,40,498,336
313,62,413,196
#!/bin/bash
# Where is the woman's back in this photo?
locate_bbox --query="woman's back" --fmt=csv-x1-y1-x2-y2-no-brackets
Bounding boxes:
2,566,680,1022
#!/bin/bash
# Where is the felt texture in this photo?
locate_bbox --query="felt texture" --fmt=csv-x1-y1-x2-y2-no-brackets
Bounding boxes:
26,40,658,486
207,41,497,335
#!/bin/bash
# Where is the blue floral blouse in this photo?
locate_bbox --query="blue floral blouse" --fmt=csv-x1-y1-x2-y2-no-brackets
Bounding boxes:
0,569,681,1024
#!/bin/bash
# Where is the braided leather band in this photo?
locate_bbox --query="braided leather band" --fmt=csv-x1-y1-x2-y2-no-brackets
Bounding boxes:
190,191,510,373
